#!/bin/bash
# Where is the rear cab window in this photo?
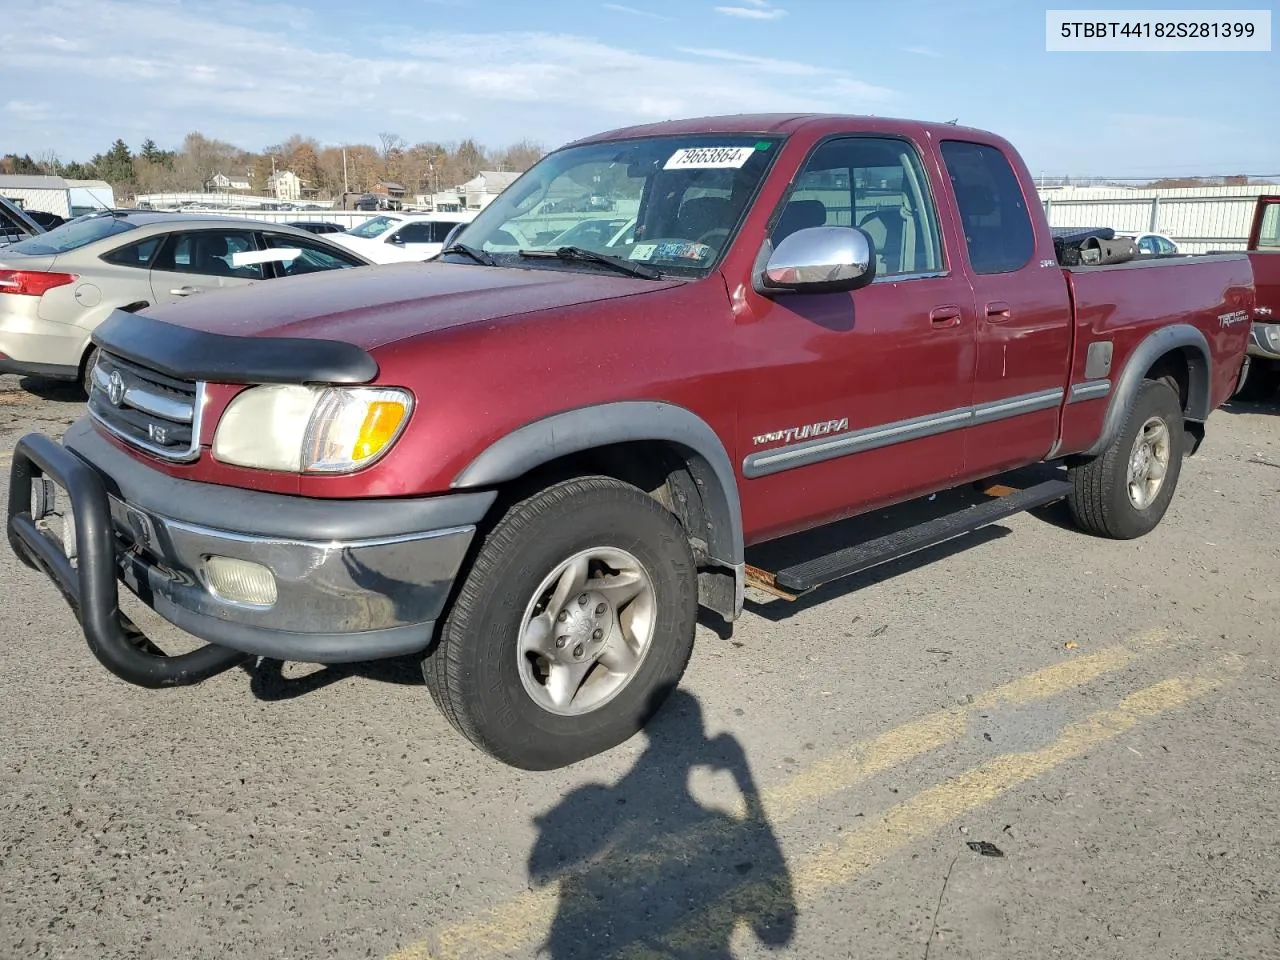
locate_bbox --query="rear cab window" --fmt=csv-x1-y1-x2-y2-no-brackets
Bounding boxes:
939,140,1035,275
1257,202,1280,250
4,215,137,256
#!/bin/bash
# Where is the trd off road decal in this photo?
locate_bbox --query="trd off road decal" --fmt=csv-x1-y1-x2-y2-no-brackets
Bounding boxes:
753,417,850,446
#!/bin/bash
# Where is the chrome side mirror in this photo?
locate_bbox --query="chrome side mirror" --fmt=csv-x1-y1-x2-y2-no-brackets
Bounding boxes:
756,225,876,294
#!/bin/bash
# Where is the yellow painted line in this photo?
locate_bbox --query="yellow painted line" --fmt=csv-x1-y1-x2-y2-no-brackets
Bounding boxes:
387,628,1171,960
612,657,1241,960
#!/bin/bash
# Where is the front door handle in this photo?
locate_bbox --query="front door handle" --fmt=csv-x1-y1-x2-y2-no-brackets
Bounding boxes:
985,300,1012,322
929,305,963,328
169,286,200,296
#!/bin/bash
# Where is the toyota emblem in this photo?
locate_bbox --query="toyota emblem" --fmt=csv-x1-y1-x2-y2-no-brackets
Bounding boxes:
107,370,126,406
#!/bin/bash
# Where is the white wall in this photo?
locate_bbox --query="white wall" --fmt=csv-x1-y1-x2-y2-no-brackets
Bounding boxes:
0,188,69,218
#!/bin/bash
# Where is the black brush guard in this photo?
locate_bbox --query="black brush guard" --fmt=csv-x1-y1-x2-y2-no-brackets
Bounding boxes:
7,433,248,687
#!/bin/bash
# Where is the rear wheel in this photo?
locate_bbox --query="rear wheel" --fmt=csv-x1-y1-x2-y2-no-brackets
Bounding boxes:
424,476,698,770
1067,379,1184,539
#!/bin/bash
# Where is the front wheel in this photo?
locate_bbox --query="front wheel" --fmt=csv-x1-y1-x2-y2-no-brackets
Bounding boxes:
1067,379,1184,539
424,476,698,770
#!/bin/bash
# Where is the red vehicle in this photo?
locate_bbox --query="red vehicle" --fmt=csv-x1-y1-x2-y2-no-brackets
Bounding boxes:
1234,195,1280,400
7,115,1255,770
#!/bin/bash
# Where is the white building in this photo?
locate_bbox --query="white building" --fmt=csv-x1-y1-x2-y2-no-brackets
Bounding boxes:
267,170,304,202
0,174,115,218
204,172,251,192
459,170,522,210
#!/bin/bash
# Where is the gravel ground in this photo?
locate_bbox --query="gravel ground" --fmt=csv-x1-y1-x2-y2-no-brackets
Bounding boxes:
1,373,1277,960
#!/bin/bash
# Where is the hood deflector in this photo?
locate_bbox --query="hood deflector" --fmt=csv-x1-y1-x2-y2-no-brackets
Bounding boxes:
92,310,378,385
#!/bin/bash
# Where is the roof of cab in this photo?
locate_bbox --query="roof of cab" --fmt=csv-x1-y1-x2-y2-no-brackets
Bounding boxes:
568,113,1004,148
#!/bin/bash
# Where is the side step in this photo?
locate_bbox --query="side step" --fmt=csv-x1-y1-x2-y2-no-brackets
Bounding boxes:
771,479,1072,594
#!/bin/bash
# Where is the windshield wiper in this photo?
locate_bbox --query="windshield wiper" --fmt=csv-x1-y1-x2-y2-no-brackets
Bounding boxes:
517,246,661,280
439,242,497,266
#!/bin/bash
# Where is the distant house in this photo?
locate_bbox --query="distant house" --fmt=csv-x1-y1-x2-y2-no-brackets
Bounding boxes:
459,170,522,210
267,170,305,202
371,181,406,199
205,172,251,192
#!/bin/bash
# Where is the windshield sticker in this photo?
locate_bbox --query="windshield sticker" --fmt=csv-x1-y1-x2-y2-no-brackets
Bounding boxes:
664,146,755,170
653,241,712,261
630,243,658,261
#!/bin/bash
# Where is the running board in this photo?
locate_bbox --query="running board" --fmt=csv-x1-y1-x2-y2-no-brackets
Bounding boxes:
771,479,1072,594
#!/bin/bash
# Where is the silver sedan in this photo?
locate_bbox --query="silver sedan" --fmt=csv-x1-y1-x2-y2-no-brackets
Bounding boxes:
0,212,372,385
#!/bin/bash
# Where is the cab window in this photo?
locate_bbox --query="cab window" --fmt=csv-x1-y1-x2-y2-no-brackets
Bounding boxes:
770,136,943,278
939,140,1035,275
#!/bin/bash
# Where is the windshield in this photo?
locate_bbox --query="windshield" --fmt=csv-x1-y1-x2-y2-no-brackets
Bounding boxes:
448,134,782,277
346,216,399,239
5,215,136,255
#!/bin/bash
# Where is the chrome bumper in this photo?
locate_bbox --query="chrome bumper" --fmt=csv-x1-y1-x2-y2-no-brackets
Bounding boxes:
1247,321,1280,359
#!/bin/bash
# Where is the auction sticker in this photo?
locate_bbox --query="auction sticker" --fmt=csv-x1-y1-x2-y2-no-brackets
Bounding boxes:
664,146,755,170
630,243,658,260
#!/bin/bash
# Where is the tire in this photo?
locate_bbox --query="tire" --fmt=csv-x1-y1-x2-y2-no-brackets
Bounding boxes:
424,475,698,770
1233,359,1280,402
1067,379,1184,540
80,346,100,398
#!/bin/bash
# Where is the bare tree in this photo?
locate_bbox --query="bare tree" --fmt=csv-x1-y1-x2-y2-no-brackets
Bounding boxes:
378,132,407,160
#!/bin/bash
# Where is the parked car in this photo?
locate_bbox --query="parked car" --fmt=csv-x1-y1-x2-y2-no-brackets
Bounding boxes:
0,195,44,248
286,220,347,235
1234,195,1280,400
0,211,372,385
24,210,67,231
1133,232,1179,256
6,115,1255,772
328,212,477,263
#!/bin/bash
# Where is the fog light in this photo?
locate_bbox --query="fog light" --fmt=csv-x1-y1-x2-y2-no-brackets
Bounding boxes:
203,556,277,606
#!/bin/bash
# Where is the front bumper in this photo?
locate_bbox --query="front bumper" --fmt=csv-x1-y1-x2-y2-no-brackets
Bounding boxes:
1246,320,1280,360
7,420,494,686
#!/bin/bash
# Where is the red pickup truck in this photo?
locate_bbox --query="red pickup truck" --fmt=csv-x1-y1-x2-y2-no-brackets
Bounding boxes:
1234,195,1280,400
6,114,1255,770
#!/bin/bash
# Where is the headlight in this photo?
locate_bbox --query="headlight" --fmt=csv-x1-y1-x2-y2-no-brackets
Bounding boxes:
213,385,413,473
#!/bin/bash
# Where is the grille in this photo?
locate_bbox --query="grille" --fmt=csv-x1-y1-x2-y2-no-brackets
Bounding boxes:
89,351,203,461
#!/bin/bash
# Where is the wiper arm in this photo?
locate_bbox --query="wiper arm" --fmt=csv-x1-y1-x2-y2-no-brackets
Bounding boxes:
517,245,661,280
439,242,497,266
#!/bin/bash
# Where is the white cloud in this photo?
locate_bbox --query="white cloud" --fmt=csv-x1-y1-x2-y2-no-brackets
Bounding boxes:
602,2,675,20
714,1,787,20
0,0,897,158
903,45,941,58
5,100,53,120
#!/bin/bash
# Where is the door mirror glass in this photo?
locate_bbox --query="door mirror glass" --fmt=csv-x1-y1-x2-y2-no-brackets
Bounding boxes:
757,225,876,294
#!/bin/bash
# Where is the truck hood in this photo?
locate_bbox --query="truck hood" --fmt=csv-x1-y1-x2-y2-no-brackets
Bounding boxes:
142,260,681,350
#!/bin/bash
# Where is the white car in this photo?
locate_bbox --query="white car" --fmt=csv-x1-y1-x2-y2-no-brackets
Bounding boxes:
329,212,476,263
1134,232,1179,255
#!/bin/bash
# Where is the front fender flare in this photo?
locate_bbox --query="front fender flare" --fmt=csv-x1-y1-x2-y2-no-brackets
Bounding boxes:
1083,324,1212,458
452,401,744,570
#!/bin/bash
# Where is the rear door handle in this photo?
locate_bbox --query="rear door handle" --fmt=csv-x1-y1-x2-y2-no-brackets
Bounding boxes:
985,300,1012,322
929,305,963,328
169,286,200,296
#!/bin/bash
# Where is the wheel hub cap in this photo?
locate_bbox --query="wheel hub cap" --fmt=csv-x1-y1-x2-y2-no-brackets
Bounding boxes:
1126,416,1171,509
517,547,656,717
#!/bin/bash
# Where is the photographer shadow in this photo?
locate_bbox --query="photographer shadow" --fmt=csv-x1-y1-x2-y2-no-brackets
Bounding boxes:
528,689,796,959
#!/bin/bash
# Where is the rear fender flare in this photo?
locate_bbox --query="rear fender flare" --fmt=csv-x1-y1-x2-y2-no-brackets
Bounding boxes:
451,401,744,571
1083,323,1211,457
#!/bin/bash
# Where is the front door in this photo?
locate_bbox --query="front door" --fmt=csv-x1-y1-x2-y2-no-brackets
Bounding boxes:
937,140,1073,477
736,135,977,542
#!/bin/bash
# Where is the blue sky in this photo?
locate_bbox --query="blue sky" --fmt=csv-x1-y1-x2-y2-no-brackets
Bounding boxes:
2,0,1276,177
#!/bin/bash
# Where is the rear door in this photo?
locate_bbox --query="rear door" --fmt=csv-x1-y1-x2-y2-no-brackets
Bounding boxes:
939,140,1073,477
1247,198,1280,330
148,228,265,302
383,221,438,261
